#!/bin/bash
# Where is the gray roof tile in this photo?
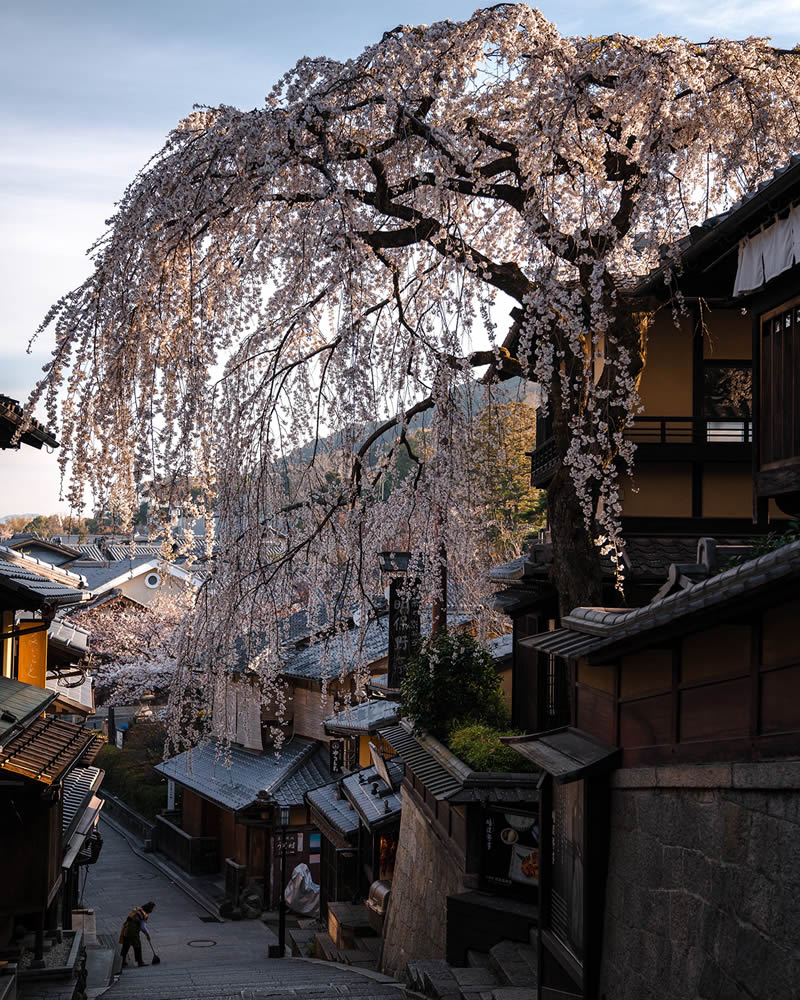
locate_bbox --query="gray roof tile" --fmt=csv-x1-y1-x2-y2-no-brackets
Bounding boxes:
155,737,328,812
305,780,361,838
341,757,404,829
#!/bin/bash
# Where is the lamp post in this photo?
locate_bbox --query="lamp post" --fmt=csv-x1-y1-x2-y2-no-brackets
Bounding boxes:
278,803,290,958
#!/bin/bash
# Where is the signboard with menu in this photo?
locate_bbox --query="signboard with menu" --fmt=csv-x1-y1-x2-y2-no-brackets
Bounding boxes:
481,806,539,896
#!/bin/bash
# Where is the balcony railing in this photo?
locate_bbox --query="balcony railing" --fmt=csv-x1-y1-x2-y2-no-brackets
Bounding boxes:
530,415,752,487
154,814,219,875
624,416,753,445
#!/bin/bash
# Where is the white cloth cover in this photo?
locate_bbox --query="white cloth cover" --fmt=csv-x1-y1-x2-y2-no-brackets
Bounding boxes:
734,205,800,296
284,862,320,916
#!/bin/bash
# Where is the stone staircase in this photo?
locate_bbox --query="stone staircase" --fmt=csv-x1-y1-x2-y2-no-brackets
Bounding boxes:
406,937,538,1000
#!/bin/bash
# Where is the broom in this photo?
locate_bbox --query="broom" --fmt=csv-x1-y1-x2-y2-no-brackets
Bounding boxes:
147,935,161,965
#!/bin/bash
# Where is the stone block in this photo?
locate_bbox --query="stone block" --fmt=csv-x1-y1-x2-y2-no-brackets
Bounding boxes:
654,763,732,789
612,767,658,789
731,760,800,790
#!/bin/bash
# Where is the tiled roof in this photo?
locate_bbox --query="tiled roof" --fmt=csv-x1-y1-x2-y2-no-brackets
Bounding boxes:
282,616,391,681
49,617,90,656
379,721,463,800
78,558,156,590
305,780,360,839
0,675,55,744
0,559,87,611
341,757,404,829
486,633,513,661
272,745,332,806
62,765,103,837
155,737,326,812
0,543,87,587
324,700,401,735
0,395,58,449
0,717,100,785
525,538,800,662
75,543,104,561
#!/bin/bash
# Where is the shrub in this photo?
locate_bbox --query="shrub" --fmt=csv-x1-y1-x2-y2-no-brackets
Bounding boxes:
400,631,508,740
95,721,167,820
448,722,536,773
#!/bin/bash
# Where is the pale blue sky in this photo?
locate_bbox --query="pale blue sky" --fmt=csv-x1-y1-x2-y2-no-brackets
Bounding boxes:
1,0,798,516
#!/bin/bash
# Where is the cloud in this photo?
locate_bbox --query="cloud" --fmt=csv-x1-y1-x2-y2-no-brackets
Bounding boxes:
634,0,800,44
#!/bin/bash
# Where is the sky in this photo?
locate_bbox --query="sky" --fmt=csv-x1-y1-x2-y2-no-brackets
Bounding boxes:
1,0,799,518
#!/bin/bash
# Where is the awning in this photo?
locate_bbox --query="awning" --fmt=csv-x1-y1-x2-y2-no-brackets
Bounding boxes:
502,728,620,784
62,794,104,870
0,716,100,785
518,629,607,660
0,675,55,745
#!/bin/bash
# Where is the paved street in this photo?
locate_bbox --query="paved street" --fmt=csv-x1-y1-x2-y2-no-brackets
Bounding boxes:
79,820,407,999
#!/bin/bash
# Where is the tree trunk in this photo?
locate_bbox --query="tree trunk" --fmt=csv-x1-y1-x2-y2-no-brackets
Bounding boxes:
547,464,604,616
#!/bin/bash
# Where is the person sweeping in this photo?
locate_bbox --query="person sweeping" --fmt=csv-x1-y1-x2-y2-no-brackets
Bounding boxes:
120,901,156,967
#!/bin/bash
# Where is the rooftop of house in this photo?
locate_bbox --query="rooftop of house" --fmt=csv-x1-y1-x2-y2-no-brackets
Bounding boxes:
0,395,58,450
0,545,90,612
154,736,332,812
324,699,402,735
523,536,800,664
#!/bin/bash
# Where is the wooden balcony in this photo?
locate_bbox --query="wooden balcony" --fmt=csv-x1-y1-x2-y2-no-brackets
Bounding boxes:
530,416,752,487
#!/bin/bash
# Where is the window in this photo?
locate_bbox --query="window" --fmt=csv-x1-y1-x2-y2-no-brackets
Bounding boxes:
144,572,161,589
760,298,800,465
551,779,585,961
703,362,752,442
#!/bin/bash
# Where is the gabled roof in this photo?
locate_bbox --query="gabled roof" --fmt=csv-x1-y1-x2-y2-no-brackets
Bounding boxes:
0,675,55,744
5,535,81,564
80,557,202,598
154,737,331,812
0,395,58,450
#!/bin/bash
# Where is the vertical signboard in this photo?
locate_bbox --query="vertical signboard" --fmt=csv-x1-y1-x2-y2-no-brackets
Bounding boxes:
329,738,344,775
17,626,47,689
387,577,420,690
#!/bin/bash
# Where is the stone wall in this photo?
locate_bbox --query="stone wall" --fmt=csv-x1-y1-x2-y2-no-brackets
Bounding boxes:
381,788,465,978
599,761,800,1000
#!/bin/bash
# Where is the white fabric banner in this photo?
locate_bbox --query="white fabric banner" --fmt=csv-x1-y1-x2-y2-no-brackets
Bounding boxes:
734,205,800,296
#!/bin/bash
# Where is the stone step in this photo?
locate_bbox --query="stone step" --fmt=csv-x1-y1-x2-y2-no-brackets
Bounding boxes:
466,950,492,969
491,990,537,1000
452,965,501,995
488,940,538,988
288,927,316,958
406,958,462,998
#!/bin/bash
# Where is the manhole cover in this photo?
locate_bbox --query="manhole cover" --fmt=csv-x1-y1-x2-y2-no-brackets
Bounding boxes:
187,939,217,947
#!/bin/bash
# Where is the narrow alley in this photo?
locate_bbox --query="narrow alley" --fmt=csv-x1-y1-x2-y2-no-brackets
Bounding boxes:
20,820,408,1000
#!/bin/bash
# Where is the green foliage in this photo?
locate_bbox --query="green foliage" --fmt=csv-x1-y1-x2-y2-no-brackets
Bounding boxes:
400,631,508,741
726,519,800,568
448,722,536,773
95,721,167,820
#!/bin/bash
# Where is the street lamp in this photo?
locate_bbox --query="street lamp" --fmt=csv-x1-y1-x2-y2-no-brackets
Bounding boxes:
278,804,290,958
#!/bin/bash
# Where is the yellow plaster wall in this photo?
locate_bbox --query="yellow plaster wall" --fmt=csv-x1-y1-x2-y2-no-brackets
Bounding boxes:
118,570,187,607
620,463,693,517
703,309,752,360
637,313,693,417
701,464,754,518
